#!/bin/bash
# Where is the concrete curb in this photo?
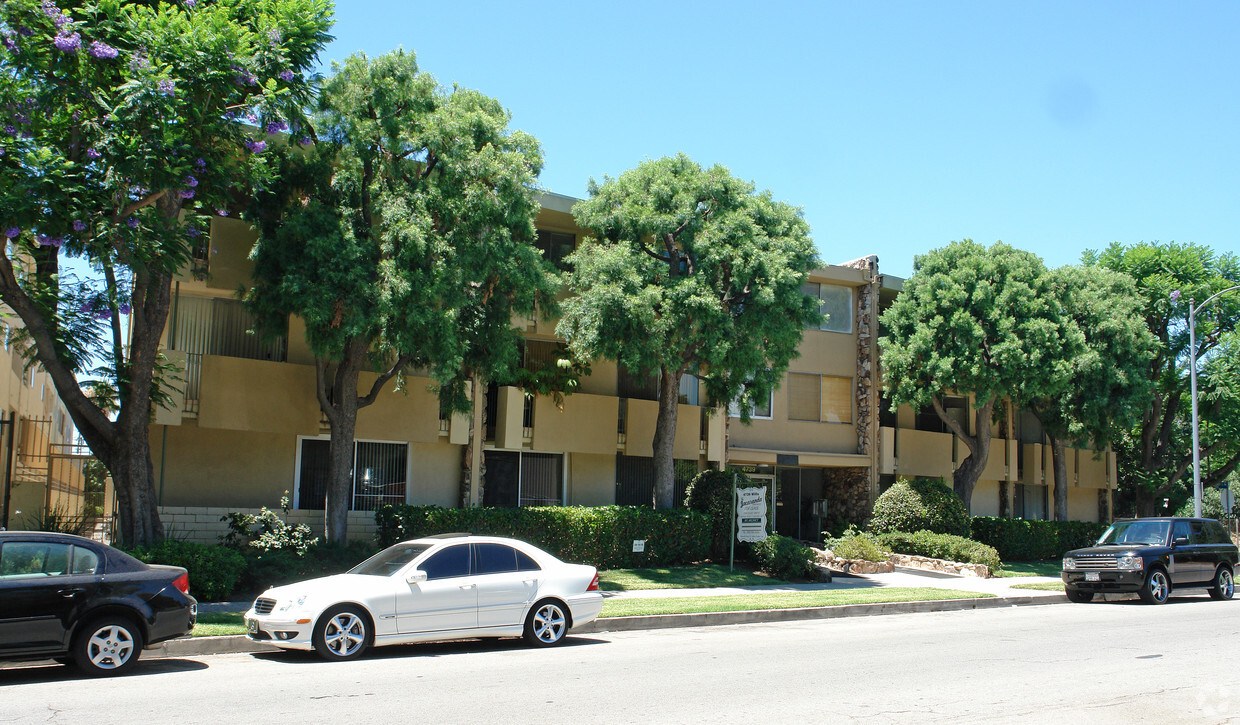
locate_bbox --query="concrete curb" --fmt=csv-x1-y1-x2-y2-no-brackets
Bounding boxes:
150,594,1065,658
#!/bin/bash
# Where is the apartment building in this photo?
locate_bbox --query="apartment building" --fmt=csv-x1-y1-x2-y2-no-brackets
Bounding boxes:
0,315,97,532
148,193,1115,543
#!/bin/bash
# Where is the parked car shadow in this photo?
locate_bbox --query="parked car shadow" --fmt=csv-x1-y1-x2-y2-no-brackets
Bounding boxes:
0,657,207,684
250,635,607,666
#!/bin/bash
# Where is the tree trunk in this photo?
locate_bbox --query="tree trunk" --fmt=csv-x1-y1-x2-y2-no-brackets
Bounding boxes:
1050,436,1069,521
936,397,993,516
320,344,364,543
652,368,683,509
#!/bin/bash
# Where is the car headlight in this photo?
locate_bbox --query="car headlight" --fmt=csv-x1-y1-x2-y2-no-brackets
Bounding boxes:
1116,555,1143,571
1062,557,1076,571
277,594,309,613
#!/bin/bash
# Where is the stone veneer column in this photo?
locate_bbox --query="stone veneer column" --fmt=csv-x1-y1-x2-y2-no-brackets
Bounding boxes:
842,255,880,517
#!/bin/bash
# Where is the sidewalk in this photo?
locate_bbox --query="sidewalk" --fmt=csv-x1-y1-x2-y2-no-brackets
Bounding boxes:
173,569,1065,658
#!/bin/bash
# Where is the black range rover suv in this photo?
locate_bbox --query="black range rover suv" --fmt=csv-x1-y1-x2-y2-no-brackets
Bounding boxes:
1062,517,1238,604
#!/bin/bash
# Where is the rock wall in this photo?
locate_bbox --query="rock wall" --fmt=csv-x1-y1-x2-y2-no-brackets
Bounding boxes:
842,255,879,458
823,466,871,526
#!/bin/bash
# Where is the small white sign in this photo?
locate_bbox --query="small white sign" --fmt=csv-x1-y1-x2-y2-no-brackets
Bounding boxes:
736,486,768,543
632,540,645,553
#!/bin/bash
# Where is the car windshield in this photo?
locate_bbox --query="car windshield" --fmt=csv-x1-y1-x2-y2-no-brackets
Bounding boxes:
1097,521,1170,546
348,543,431,577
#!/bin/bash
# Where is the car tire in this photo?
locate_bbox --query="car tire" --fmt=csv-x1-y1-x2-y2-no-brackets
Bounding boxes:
1066,588,1094,603
73,617,144,676
312,605,372,662
523,599,569,647
1138,568,1170,605
1208,566,1234,601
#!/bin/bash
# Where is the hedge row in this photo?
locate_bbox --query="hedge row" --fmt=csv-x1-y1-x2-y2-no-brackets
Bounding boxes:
876,530,1002,572
375,505,710,569
748,534,817,580
969,517,1108,561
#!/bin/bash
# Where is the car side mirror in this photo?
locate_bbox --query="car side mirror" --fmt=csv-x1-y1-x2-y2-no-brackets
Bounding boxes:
406,570,427,584
1173,536,1190,548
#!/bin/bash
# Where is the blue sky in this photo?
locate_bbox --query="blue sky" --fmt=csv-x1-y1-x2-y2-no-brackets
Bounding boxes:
320,1,1238,278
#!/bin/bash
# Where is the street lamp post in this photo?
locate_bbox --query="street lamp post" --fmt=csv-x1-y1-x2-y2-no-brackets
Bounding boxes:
1184,284,1240,518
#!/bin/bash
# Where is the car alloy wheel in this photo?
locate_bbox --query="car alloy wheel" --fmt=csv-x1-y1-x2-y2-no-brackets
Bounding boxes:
313,606,370,661
1139,568,1170,605
74,619,143,676
524,600,568,647
1209,566,1234,601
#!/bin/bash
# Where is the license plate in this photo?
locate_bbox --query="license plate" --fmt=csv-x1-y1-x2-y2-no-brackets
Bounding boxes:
246,618,258,634
1085,572,1100,582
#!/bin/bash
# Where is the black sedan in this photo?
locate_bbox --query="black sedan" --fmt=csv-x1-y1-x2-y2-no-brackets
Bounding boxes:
0,531,197,675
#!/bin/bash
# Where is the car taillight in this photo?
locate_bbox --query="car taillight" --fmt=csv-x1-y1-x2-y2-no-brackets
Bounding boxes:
173,573,191,595
587,572,599,592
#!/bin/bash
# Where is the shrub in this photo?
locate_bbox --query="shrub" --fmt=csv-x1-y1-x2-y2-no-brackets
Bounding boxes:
969,517,1108,561
375,504,710,569
875,530,1001,572
128,540,247,602
1174,487,1235,519
749,534,817,579
235,540,379,596
868,477,970,537
221,492,318,555
825,530,889,562
684,469,756,560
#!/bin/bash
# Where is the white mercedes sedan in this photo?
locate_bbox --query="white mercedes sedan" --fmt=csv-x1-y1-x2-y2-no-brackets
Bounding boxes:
243,534,604,661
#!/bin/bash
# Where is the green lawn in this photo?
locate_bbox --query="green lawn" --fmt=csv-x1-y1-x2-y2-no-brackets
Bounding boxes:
996,560,1062,578
597,564,786,591
193,612,246,637
1008,582,1066,592
599,588,991,617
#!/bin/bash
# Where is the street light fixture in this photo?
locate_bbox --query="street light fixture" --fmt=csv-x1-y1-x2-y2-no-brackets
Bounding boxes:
1177,284,1240,518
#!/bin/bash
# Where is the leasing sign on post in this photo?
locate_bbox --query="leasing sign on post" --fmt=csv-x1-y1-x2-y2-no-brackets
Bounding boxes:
736,486,769,543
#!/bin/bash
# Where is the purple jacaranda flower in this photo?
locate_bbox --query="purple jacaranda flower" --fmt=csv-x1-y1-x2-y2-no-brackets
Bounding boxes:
94,309,110,321
243,139,267,153
184,175,198,187
53,31,80,53
267,28,282,44
72,220,86,231
279,70,295,82
179,189,195,199
14,114,29,125
233,68,257,86
79,300,94,314
215,209,228,217
18,27,35,38
53,13,71,29
158,78,176,96
298,137,312,146
125,217,138,228
25,98,37,108
223,110,236,120
3,227,19,239
185,0,196,7
1,36,16,54
37,234,64,248
88,41,118,59
1170,290,1181,302
3,126,16,137
86,147,102,159
186,226,200,238
265,121,287,135
118,303,131,315
194,157,206,169
41,1,59,18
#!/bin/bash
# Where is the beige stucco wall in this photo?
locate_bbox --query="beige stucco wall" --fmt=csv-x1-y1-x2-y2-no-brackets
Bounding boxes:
206,217,257,292
353,373,442,443
1068,488,1098,522
980,439,1007,481
407,441,461,507
532,393,619,455
568,453,616,506
152,422,295,507
1077,449,1108,490
624,399,701,459
198,356,321,435
972,479,1000,517
894,429,954,479
577,358,618,397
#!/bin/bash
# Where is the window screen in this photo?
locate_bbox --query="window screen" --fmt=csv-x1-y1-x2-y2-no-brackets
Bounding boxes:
787,373,821,421
820,376,852,423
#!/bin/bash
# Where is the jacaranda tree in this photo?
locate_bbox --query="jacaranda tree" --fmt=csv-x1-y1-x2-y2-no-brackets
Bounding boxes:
0,0,333,545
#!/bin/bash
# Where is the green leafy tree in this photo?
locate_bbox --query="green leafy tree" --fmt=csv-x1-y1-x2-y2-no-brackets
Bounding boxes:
879,240,1065,513
1029,265,1156,521
0,0,332,545
561,154,820,509
245,50,555,542
1084,242,1240,515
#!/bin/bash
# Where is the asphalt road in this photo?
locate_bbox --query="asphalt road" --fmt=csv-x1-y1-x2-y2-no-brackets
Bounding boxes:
2,596,1238,724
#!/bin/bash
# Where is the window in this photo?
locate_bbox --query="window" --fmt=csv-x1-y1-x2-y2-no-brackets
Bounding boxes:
0,542,72,579
535,230,575,270
421,545,471,580
614,455,698,507
483,451,563,507
787,373,852,423
171,295,287,362
71,546,100,575
473,543,521,575
802,282,853,334
350,544,430,576
296,438,408,511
